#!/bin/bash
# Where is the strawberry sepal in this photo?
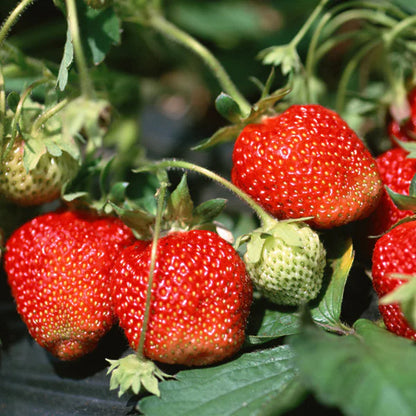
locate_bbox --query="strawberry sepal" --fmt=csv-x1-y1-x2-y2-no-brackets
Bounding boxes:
106,354,172,398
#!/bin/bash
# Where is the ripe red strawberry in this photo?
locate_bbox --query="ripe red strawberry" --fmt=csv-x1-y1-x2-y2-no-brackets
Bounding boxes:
372,220,416,340
231,104,383,229
4,210,135,360
388,87,416,145
110,230,253,366
366,147,416,237
0,136,79,206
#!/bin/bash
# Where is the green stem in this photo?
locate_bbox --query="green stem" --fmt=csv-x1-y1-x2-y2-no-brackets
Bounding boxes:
0,0,37,48
384,14,416,49
0,67,5,137
154,159,275,228
10,78,49,140
65,0,94,99
136,171,170,360
289,0,330,49
335,39,381,114
31,97,70,135
148,12,251,117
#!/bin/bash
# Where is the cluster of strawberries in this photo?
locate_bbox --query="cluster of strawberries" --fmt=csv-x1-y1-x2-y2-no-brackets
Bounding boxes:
3,94,416,389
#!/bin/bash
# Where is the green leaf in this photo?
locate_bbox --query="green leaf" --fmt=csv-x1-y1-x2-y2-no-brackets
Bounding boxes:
78,0,121,65
166,174,194,223
380,274,416,329
138,345,306,416
215,92,243,122
386,186,416,211
409,173,416,197
247,305,301,345
258,45,301,75
23,138,47,171
193,199,227,224
192,124,243,151
311,236,354,329
6,91,20,113
56,28,74,92
290,318,416,416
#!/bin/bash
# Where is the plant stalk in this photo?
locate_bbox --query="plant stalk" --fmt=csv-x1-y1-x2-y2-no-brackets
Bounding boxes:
0,0,37,48
153,159,276,228
148,12,251,117
31,98,70,134
136,172,170,360
65,0,94,99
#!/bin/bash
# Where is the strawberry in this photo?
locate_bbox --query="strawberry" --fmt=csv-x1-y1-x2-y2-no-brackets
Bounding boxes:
4,210,135,360
366,147,416,238
231,104,383,229
0,136,79,206
239,219,326,306
371,220,416,340
388,87,416,146
110,229,253,366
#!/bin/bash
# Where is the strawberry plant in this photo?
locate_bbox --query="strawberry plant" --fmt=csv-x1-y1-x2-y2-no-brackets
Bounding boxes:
2,1,416,416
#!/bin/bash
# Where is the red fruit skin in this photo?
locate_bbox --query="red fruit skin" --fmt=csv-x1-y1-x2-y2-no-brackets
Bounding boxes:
367,147,416,238
111,230,253,366
388,87,416,146
372,220,416,340
4,210,135,360
231,104,382,229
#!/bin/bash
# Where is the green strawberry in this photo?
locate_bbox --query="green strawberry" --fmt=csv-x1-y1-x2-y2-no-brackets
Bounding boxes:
240,220,326,306
0,136,79,206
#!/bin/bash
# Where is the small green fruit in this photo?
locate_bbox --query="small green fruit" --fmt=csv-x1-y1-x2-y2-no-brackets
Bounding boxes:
0,137,79,206
242,220,326,306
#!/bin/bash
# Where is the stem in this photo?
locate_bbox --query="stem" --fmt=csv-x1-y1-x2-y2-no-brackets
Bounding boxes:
289,0,330,49
136,172,170,360
31,97,70,134
0,0,37,48
384,14,416,49
148,12,251,117
9,78,49,140
65,0,94,99
335,39,381,114
0,67,5,137
153,159,275,228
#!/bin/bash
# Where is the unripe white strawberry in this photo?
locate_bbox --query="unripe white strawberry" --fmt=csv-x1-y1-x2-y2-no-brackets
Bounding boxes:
0,136,79,206
241,220,326,306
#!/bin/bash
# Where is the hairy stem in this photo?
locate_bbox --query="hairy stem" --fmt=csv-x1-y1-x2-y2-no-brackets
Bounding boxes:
290,0,330,49
136,172,170,360
153,159,276,228
148,12,251,117
65,0,94,99
0,0,37,48
31,98,70,134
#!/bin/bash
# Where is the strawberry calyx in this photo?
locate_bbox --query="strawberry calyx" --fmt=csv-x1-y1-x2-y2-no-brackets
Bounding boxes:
109,170,228,240
379,272,416,331
106,354,172,398
236,218,312,264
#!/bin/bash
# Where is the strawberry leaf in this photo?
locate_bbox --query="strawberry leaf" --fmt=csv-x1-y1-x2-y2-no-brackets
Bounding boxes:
311,236,354,331
192,124,243,151
56,28,74,92
137,345,306,416
290,318,416,416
